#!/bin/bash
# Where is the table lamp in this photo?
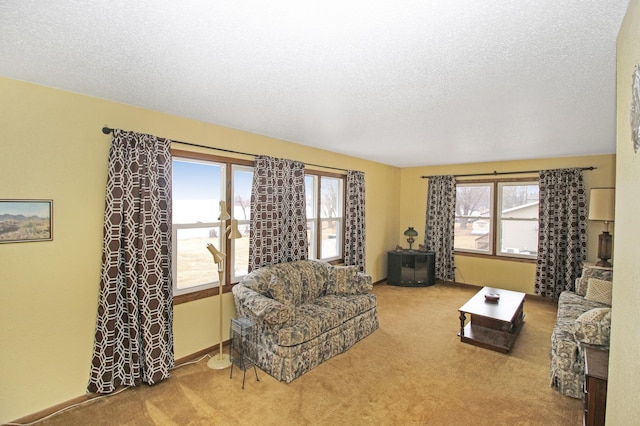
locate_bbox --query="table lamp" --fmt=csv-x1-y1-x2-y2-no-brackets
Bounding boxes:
404,227,418,251
588,188,615,267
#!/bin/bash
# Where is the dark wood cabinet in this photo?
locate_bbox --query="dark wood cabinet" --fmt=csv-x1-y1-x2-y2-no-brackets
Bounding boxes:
387,250,435,287
584,346,609,426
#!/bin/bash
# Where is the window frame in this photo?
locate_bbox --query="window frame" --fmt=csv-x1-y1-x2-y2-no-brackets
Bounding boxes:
454,178,539,262
171,149,253,305
305,170,346,264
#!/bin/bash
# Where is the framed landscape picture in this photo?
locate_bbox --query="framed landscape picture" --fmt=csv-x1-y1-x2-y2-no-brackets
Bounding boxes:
0,199,53,243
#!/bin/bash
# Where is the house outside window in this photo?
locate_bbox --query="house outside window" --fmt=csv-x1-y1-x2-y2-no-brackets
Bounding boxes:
454,180,539,260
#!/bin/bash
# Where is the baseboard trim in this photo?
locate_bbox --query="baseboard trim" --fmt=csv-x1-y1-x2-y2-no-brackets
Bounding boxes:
10,340,231,425
10,391,111,425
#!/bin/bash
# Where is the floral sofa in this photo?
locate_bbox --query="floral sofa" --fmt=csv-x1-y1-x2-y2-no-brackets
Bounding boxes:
550,265,613,398
231,259,379,383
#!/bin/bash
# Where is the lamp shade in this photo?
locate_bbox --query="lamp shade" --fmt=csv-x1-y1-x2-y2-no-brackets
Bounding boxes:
228,219,242,239
404,227,418,237
206,243,225,264
218,201,231,221
588,188,615,222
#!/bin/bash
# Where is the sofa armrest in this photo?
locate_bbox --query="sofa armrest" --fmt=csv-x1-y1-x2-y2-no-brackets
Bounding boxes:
354,272,373,293
232,285,294,325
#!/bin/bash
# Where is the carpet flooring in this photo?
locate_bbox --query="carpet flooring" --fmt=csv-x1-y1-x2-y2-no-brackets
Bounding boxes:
29,282,582,425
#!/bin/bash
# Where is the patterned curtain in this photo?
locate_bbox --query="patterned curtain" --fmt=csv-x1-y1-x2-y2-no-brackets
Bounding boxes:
88,129,174,393
535,168,587,299
249,155,308,271
424,175,456,282
344,170,366,272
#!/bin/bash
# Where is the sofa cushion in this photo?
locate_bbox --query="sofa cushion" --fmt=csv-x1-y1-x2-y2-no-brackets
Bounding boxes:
573,307,611,346
327,266,362,295
296,260,332,302
313,294,377,320
277,303,343,346
585,278,612,306
576,267,612,296
267,275,295,305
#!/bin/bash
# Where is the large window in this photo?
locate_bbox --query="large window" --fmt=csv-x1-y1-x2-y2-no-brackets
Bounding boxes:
306,172,345,262
172,151,346,301
454,180,539,259
171,150,253,301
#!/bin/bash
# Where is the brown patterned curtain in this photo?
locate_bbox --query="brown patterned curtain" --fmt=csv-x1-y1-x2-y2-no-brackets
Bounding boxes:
88,129,174,394
424,175,456,282
344,170,366,272
535,168,587,299
249,155,308,271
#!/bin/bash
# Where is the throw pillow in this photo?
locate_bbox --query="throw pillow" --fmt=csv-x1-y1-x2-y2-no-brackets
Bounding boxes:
327,266,359,295
267,275,293,305
573,307,612,346
585,278,613,306
576,268,613,297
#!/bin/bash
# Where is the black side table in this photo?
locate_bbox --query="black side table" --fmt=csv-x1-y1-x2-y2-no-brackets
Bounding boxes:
229,317,260,389
387,250,435,287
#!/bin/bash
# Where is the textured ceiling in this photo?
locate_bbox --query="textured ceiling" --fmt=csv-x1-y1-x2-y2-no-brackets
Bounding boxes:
0,1,630,167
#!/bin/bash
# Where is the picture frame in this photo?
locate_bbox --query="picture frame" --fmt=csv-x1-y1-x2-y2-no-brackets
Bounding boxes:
0,199,53,243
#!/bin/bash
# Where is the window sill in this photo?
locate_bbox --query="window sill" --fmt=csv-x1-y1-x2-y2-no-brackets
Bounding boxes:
454,251,537,264
173,283,237,305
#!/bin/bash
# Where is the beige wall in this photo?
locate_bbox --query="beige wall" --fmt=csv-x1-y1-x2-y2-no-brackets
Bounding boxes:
609,0,640,423
399,154,616,294
0,77,400,422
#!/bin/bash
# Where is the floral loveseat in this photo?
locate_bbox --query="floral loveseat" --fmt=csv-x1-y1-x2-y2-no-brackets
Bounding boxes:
232,259,379,383
550,265,613,398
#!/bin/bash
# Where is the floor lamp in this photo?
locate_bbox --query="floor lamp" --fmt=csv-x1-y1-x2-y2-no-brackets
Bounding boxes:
206,201,242,370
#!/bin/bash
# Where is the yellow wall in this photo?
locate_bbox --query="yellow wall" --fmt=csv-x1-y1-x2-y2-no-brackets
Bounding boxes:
609,0,640,423
0,77,400,422
399,154,616,294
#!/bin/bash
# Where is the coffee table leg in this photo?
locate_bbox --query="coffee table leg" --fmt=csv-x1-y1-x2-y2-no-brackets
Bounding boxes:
459,312,466,336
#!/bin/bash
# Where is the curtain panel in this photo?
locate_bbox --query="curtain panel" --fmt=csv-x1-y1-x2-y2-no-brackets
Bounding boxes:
424,175,456,282
249,155,308,271
88,129,174,394
534,168,587,299
344,170,366,272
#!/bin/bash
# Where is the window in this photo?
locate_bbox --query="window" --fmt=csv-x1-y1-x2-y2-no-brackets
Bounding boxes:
497,182,539,258
171,150,253,300
306,172,345,262
454,180,539,259
171,151,345,300
454,183,493,253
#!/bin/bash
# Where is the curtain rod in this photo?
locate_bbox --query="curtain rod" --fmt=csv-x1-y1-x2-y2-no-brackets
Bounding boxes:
102,126,349,173
420,166,596,179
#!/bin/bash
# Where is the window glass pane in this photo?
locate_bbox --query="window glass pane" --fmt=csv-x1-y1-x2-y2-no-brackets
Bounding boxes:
232,166,253,221
173,159,222,224
307,219,317,259
176,226,219,289
172,158,225,294
320,219,341,259
232,235,250,279
498,183,539,257
320,177,342,218
305,175,317,218
231,165,253,281
454,184,492,252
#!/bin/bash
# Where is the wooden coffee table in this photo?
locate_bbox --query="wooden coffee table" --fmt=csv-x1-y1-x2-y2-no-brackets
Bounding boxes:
458,286,525,353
